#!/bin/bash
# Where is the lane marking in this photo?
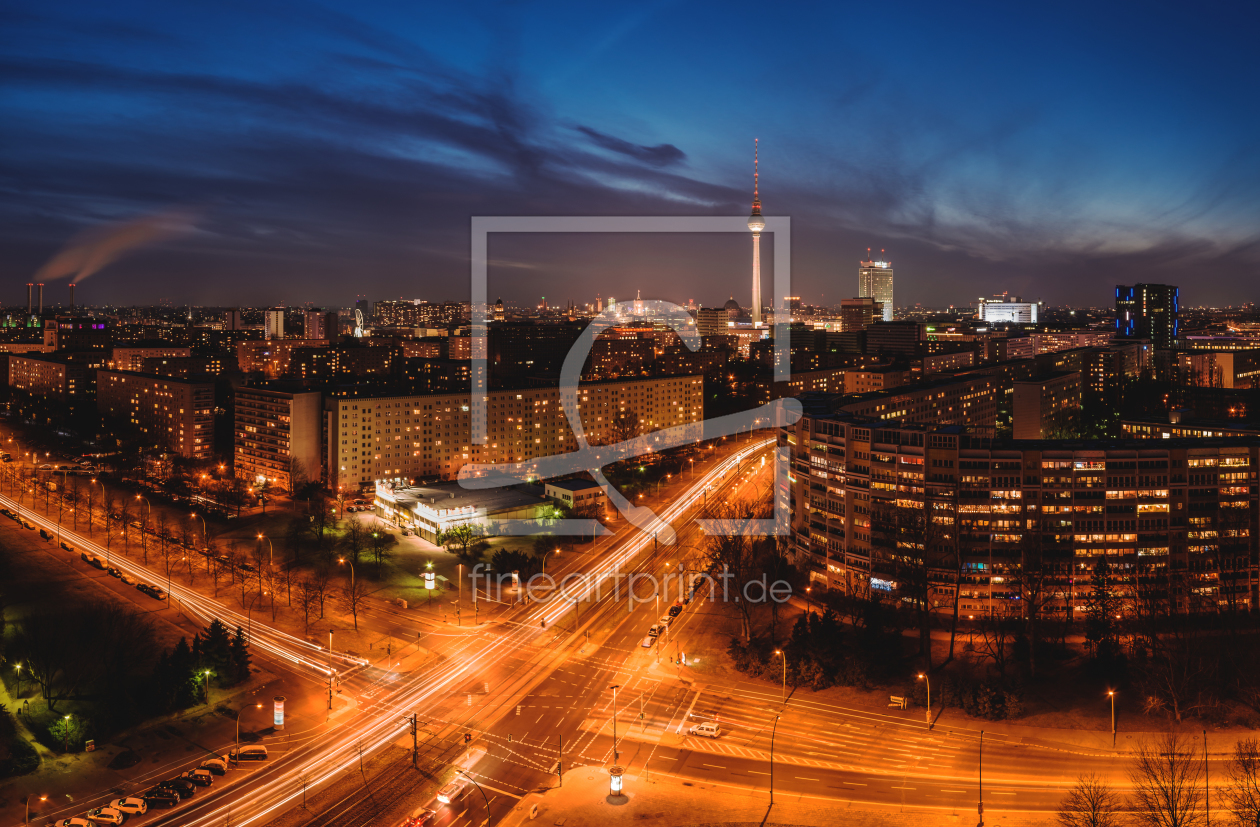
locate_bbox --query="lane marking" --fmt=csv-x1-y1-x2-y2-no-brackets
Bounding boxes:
702,763,726,769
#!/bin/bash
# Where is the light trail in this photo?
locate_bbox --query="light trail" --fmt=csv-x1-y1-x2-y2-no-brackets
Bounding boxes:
0,493,367,676
2,438,777,827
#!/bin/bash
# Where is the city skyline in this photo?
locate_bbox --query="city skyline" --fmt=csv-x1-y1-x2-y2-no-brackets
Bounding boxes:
3,3,1259,309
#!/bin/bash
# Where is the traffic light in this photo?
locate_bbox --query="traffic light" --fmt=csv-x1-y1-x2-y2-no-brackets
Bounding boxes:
464,732,472,744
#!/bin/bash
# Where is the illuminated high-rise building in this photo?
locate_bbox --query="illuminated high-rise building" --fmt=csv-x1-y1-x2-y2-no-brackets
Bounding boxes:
858,253,894,322
1116,283,1179,349
265,307,286,339
747,139,765,326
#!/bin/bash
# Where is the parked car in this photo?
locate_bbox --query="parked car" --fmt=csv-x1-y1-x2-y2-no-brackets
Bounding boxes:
180,768,214,786
229,745,268,761
60,541,73,551
199,756,228,775
647,623,665,638
436,779,468,805
84,806,128,824
107,567,122,578
137,583,167,600
688,721,721,738
667,603,683,618
39,528,51,539
140,791,178,809
55,818,93,827
641,635,655,648
155,778,196,799
108,798,147,815
120,572,137,586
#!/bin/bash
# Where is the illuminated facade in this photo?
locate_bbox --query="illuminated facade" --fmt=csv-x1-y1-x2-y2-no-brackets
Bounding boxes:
97,370,214,459
858,260,894,322
787,406,1259,617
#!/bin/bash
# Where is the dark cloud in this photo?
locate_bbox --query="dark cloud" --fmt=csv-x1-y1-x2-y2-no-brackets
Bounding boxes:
573,126,686,167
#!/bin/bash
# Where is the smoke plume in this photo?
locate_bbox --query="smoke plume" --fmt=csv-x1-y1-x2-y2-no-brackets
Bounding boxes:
34,207,200,284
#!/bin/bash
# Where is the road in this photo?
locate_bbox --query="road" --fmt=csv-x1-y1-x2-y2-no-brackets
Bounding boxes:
5,431,1188,827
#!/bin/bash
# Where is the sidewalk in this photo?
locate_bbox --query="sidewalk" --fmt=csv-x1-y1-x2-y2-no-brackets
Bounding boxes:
498,765,1053,827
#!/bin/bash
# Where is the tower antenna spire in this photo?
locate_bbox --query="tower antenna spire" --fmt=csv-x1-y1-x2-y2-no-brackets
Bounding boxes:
751,138,761,213
746,139,765,326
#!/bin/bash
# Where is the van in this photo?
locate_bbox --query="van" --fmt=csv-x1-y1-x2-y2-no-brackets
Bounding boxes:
230,745,268,762
688,721,721,739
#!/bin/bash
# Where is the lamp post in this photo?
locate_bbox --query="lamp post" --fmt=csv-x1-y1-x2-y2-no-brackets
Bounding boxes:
609,684,621,761
772,649,786,707
327,629,334,710
246,590,266,645
258,533,273,567
62,714,71,752
202,670,212,705
339,556,354,588
14,663,21,700
769,713,781,808
457,770,493,826
541,547,560,573
235,703,263,763
191,512,206,549
1108,690,1116,747
25,794,46,824
918,672,932,729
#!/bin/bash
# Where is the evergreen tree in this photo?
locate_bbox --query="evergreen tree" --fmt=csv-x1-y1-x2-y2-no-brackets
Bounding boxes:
202,619,232,684
228,626,251,686
169,637,198,709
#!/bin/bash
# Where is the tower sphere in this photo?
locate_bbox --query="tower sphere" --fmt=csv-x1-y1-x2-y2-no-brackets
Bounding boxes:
747,213,765,232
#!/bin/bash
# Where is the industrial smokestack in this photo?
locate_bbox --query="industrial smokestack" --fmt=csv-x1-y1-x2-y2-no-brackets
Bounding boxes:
26,283,32,315
69,282,75,310
37,283,44,314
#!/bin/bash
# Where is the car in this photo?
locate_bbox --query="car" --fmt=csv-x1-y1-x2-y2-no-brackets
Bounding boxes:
667,603,683,618
55,818,93,827
688,721,721,738
658,614,674,627
107,567,122,578
399,810,437,826
155,778,195,799
85,806,127,824
230,745,268,761
641,635,655,648
108,798,147,815
436,779,468,805
199,756,228,775
60,541,73,551
137,584,167,600
23,520,35,530
39,528,51,539
647,624,664,637
181,768,214,786
140,791,178,809
120,572,137,586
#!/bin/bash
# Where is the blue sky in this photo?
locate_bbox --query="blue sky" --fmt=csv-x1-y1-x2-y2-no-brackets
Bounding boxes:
2,1,1258,308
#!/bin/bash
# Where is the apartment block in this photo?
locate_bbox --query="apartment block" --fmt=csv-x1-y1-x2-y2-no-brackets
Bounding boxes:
111,346,192,371
787,407,1258,616
234,387,324,490
1013,371,1081,439
97,370,214,458
237,339,327,378
327,375,704,490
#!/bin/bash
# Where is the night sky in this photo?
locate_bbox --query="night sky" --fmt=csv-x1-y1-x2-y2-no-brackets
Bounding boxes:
3,1,1259,310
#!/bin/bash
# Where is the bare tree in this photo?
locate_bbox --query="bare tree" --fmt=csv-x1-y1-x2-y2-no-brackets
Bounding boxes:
701,502,769,642
341,519,368,565
297,578,318,634
341,578,371,631
311,567,331,619
1224,738,1260,827
1129,733,1205,827
1058,773,1125,827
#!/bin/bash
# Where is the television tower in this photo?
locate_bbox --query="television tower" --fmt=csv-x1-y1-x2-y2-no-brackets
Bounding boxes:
747,139,765,326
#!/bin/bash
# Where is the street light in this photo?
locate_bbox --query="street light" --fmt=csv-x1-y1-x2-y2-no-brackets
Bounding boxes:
457,770,493,826
202,670,213,704
609,684,621,761
235,703,264,763
338,556,355,588
918,672,932,729
191,512,206,549
772,649,787,707
61,714,72,752
541,547,560,573
1108,690,1116,746
25,794,46,824
257,533,273,567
